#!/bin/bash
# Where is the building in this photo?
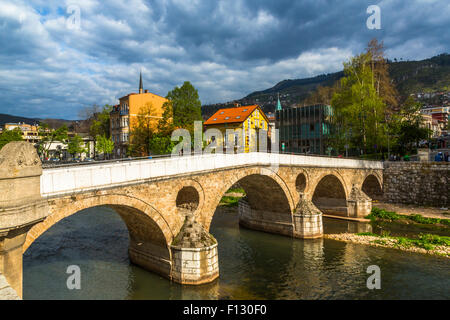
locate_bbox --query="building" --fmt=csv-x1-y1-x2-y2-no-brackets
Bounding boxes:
266,111,276,143
421,106,449,135
203,105,270,153
3,122,40,144
110,72,168,157
276,104,333,154
420,114,441,138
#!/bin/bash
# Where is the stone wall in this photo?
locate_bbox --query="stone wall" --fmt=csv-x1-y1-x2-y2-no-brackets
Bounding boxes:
383,162,450,207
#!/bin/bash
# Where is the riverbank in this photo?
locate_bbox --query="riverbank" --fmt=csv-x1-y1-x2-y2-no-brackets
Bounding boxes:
373,201,449,219
324,233,450,258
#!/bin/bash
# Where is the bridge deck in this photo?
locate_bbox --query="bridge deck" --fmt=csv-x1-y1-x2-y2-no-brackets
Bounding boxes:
41,153,383,197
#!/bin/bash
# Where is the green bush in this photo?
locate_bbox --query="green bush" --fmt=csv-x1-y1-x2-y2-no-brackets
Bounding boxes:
366,207,400,221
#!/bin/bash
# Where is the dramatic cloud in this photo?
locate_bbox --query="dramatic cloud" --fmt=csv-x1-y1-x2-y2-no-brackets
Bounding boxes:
0,0,448,119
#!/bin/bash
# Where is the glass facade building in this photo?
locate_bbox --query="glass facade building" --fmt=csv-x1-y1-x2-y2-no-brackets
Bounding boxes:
275,104,333,154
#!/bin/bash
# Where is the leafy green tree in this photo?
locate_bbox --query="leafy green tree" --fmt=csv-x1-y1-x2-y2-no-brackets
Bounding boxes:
331,52,387,155
67,134,86,158
81,104,112,158
37,124,68,158
165,81,202,135
95,134,114,159
0,128,23,150
128,103,156,156
393,96,431,154
149,133,176,155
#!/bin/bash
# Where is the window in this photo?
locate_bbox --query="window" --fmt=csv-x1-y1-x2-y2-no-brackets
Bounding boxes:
225,117,230,120
236,116,240,119
243,109,248,112
220,111,224,114
213,118,217,121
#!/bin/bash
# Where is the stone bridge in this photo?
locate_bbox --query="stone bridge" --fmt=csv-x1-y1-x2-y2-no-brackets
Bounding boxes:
0,142,383,298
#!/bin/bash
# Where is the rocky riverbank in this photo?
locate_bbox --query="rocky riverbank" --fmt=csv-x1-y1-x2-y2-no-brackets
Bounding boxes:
324,233,450,258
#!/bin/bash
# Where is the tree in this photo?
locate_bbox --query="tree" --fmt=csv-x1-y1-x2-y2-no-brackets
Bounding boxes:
128,103,156,156
0,128,23,150
95,135,114,159
165,81,202,135
331,52,387,156
149,133,176,155
393,96,431,154
37,123,68,158
302,84,338,106
67,134,86,158
366,38,399,113
79,104,112,158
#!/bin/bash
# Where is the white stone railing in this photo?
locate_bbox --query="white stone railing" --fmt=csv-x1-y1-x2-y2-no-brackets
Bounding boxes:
40,152,383,197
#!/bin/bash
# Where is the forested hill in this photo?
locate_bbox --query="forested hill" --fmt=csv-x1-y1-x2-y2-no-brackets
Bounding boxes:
202,53,450,119
0,113,73,129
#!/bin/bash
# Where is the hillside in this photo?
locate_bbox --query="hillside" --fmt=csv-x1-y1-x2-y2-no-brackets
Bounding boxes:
0,113,74,129
202,53,450,118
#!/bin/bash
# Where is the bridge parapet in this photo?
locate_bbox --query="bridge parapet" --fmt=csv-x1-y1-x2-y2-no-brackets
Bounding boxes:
41,153,383,198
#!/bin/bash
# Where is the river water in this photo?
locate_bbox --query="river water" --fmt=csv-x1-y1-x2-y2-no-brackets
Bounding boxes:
23,206,450,300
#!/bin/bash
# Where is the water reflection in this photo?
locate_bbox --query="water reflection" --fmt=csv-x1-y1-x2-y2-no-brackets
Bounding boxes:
23,206,450,300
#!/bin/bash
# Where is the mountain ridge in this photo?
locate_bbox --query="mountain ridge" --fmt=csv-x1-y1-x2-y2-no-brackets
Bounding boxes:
202,53,450,118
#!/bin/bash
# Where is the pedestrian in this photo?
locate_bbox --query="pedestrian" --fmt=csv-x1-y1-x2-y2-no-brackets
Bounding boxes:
444,152,449,162
435,152,443,162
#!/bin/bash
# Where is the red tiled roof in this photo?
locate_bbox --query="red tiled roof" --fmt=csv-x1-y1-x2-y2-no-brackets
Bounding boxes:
204,105,261,125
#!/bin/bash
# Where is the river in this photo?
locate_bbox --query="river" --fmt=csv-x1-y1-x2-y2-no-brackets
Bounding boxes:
23,206,450,300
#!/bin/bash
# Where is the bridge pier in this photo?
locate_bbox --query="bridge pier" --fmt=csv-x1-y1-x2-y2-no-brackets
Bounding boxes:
292,199,323,239
238,199,295,237
0,142,49,298
238,199,323,239
170,214,219,285
346,185,372,218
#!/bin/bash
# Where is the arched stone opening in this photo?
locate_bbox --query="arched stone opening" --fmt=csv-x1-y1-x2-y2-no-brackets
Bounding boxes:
312,175,347,216
24,200,172,281
362,175,383,200
176,186,200,212
295,173,307,195
209,173,294,237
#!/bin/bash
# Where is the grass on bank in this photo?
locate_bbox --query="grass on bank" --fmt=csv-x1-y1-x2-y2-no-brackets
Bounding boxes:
220,196,241,207
356,231,450,251
366,207,450,227
219,188,246,207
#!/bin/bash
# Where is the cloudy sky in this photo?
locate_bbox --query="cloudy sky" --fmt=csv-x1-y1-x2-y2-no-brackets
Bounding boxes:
0,0,449,119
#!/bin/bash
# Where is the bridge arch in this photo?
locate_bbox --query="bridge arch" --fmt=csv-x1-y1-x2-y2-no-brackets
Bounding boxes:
25,193,174,252
203,167,295,231
312,173,348,216
362,173,383,200
24,193,174,277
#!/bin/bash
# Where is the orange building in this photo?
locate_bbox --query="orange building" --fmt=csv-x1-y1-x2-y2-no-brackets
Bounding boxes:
110,73,168,157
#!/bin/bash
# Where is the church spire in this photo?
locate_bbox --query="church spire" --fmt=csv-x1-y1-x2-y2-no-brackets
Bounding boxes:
276,92,282,111
139,71,143,94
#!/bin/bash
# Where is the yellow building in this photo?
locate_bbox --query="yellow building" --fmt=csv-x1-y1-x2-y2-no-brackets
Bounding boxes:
203,105,270,153
4,123,40,144
110,72,168,157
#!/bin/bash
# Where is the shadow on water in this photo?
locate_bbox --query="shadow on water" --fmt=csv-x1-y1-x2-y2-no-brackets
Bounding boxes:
23,206,450,300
